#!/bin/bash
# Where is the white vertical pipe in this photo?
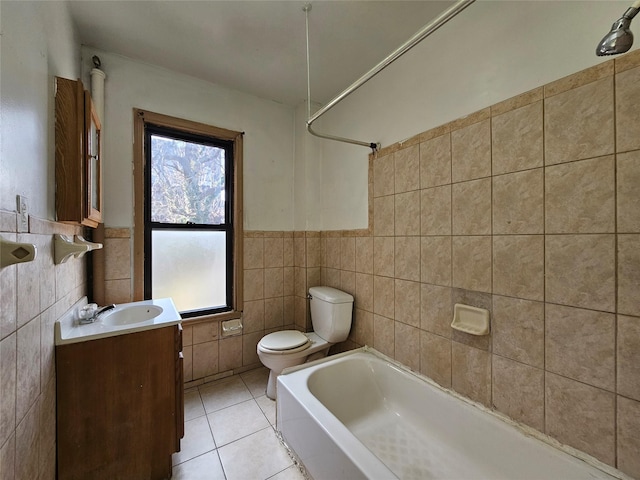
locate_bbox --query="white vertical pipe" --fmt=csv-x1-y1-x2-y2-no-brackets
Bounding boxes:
90,67,106,124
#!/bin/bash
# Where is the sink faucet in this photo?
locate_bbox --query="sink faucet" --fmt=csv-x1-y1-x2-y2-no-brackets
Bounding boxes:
78,304,116,324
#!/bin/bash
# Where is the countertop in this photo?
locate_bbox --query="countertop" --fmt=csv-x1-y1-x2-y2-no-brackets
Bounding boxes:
55,297,182,346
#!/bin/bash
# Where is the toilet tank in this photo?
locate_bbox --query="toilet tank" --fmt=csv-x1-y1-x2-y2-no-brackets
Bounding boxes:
309,286,354,343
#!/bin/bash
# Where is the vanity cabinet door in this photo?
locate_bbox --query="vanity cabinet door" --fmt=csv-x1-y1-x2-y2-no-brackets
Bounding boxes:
56,325,183,480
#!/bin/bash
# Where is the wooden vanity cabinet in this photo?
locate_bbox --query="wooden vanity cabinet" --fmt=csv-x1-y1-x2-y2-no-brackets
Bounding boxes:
55,76,103,228
56,324,184,480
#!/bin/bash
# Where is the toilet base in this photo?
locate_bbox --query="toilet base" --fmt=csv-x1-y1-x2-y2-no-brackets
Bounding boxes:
264,348,331,400
266,371,278,400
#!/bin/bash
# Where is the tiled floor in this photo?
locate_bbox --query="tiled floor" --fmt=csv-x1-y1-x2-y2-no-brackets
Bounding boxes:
172,367,306,480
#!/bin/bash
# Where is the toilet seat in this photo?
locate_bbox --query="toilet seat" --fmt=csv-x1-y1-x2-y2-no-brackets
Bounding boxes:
258,330,311,354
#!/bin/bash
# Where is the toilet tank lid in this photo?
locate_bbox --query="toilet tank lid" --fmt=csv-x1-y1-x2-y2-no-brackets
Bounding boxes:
309,286,354,304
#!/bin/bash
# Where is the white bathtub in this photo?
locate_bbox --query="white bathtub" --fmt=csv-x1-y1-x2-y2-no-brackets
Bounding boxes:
277,348,625,480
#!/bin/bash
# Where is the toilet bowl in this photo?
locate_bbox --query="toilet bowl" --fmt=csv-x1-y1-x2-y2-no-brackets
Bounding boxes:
257,286,354,399
258,332,330,398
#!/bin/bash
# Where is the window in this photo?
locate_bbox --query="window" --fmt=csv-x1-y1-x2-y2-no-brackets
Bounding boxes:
133,110,243,320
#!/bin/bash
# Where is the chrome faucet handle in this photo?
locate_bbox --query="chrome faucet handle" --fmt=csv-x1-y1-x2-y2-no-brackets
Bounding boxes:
77,303,116,324
78,304,98,324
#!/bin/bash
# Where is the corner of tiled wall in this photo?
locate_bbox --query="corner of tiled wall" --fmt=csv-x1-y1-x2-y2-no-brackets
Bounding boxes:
312,49,640,478
1,211,88,479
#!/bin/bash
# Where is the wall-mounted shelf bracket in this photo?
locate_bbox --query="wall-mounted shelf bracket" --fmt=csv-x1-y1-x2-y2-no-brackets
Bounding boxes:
0,236,37,268
54,234,90,264
73,235,103,258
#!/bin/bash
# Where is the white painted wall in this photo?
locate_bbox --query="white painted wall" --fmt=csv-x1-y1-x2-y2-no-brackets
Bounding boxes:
0,1,80,218
294,101,324,231
313,0,635,230
294,101,370,232
80,47,295,231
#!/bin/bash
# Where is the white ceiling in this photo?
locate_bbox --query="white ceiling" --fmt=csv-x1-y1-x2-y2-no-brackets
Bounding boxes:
66,0,454,105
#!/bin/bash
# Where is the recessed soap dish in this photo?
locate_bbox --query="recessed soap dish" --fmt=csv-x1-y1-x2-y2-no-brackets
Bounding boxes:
451,304,490,336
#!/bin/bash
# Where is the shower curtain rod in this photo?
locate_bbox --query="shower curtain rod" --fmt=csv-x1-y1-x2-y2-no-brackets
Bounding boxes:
305,0,476,152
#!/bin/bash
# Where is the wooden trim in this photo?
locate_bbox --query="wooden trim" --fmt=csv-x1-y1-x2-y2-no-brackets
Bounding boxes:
132,109,244,315
234,132,244,314
133,110,145,300
133,109,241,142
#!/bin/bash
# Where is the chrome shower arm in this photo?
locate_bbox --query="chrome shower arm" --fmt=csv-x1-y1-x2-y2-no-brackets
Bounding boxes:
305,0,476,152
626,0,640,18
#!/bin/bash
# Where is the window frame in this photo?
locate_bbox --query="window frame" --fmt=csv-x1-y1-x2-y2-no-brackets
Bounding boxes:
133,109,243,322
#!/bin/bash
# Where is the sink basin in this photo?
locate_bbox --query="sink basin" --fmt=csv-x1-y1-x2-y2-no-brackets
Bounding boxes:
101,305,164,326
55,297,181,345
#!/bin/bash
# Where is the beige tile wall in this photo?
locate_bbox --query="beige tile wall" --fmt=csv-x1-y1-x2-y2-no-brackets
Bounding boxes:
0,212,87,479
103,228,133,304
305,51,640,478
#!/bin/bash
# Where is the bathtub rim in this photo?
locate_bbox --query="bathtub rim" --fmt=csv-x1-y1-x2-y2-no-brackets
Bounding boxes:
278,346,632,480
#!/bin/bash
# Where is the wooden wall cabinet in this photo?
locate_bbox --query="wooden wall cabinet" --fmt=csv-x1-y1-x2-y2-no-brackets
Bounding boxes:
56,324,184,480
55,76,103,228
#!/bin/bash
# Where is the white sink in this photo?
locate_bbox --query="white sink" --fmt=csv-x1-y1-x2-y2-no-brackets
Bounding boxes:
55,297,181,345
101,305,164,326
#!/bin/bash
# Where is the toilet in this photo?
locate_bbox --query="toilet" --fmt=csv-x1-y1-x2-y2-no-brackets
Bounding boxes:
257,286,354,399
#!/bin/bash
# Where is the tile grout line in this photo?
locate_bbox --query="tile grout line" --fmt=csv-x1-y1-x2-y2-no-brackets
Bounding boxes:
176,377,289,479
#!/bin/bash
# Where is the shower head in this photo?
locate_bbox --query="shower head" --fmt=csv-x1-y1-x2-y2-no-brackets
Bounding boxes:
596,3,640,56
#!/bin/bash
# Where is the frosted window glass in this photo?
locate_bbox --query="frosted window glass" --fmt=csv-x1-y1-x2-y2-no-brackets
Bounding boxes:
151,230,226,312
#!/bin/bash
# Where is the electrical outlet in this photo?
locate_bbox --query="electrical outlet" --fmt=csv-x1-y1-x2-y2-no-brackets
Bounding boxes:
16,195,28,233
